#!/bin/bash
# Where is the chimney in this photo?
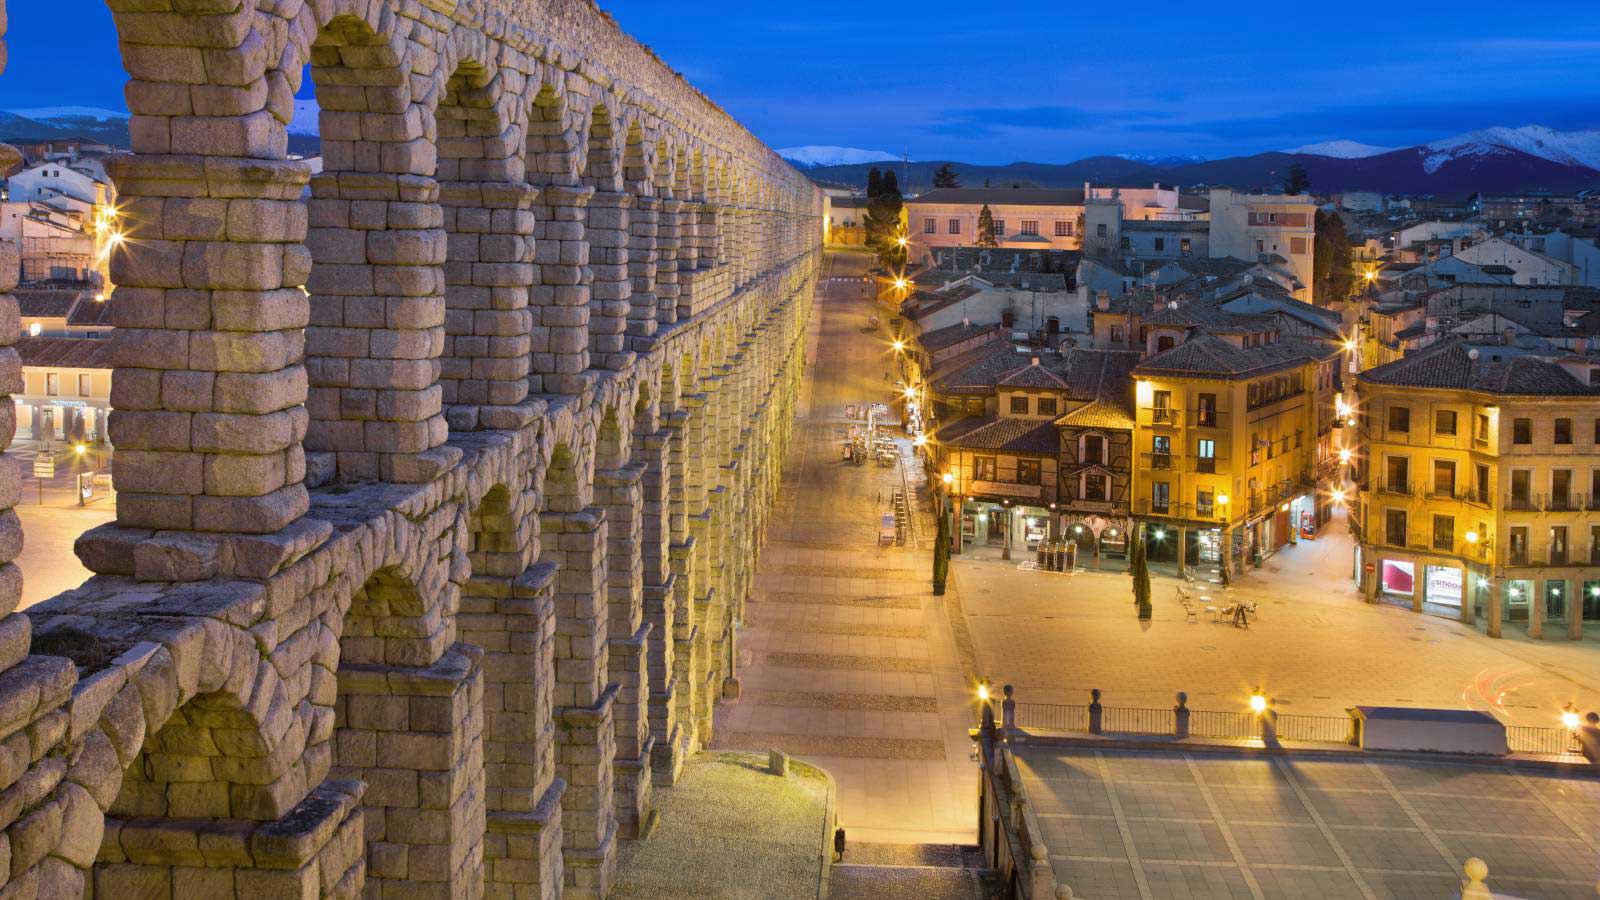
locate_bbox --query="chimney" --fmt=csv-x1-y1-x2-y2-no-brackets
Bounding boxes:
1502,327,1515,347
1030,356,1041,367
1096,290,1111,312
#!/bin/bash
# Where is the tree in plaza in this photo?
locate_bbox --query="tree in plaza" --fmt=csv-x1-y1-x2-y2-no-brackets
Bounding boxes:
976,204,999,248
865,169,905,267
1314,208,1356,304
1283,162,1311,195
1130,525,1152,619
933,508,951,596
932,163,961,189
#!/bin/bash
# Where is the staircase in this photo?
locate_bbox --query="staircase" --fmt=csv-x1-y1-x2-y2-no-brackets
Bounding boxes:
829,843,997,900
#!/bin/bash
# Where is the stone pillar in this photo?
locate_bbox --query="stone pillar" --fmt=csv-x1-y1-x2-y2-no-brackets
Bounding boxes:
86,155,314,579
1487,578,1503,638
597,466,653,840
438,180,538,431
699,202,722,270
1529,579,1544,639
654,200,682,328
540,505,619,897
586,191,633,371
642,426,682,784
531,185,594,397
677,201,701,273
458,554,565,899
626,195,659,342
333,645,485,899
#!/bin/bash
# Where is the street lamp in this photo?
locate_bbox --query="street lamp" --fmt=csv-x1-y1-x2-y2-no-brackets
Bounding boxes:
1338,447,1352,464
942,473,953,488
1249,688,1268,714
891,339,904,353
1561,703,1581,731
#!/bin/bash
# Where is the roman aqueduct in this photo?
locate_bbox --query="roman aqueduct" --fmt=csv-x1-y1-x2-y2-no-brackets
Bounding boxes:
0,0,823,896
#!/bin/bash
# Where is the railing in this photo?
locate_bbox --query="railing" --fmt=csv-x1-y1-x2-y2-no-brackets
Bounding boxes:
1101,706,1175,734
1145,407,1178,425
1014,702,1088,732
1506,493,1537,511
1277,714,1354,744
1543,493,1585,512
1188,709,1258,739
1380,481,1411,497
1506,726,1581,755
1144,452,1173,470
1196,458,1217,474
1189,409,1223,429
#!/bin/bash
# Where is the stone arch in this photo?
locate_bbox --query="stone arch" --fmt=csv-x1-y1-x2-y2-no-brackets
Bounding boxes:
581,103,623,193
526,82,594,395
584,102,632,367
303,10,449,483
526,83,581,187
597,407,630,472
543,442,592,515
436,51,537,430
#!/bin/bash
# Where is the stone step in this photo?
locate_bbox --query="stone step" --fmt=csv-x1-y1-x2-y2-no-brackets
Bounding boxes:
828,863,997,900
838,841,984,869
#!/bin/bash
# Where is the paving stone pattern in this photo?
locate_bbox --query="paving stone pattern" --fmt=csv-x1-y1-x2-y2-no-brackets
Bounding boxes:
1015,746,1600,899
715,253,981,845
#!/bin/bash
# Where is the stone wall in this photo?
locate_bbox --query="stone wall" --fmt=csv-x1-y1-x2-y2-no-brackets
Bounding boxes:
0,0,823,897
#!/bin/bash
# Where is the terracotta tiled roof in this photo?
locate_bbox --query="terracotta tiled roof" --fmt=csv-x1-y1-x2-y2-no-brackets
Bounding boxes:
998,363,1069,389
918,321,1001,352
934,416,1060,454
1055,399,1136,430
1134,335,1337,378
14,289,81,319
1359,340,1600,396
14,336,113,368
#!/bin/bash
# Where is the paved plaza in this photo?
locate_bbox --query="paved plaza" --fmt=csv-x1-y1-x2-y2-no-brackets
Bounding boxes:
716,251,981,845
1014,744,1600,899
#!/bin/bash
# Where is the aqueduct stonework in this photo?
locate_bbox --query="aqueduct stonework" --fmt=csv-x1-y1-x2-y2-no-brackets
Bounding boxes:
0,1,822,896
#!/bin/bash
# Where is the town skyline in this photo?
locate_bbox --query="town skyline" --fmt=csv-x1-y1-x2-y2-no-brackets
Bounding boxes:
3,0,1599,164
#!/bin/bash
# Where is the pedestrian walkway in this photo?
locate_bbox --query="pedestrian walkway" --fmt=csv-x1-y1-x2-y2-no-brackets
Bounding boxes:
713,251,978,846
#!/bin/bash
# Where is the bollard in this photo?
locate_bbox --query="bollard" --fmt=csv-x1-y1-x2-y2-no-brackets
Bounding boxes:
1261,698,1280,748
1460,858,1491,900
1088,688,1103,734
768,748,789,776
1002,684,1016,735
1174,692,1190,739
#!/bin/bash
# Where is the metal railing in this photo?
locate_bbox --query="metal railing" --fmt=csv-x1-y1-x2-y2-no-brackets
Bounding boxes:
1188,709,1258,739
1276,714,1354,744
1014,702,1088,732
1506,726,1581,755
1101,706,1175,735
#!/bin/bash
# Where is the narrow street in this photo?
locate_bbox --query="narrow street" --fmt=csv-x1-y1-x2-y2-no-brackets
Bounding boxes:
713,250,980,847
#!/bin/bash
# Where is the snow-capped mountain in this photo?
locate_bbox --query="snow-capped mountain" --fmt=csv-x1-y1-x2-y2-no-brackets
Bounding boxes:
1285,140,1395,159
7,106,128,123
1117,153,1207,166
779,146,900,168
1420,125,1600,174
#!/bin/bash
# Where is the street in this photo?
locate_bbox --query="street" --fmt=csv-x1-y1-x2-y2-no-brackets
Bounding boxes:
721,249,1599,849
5,445,115,609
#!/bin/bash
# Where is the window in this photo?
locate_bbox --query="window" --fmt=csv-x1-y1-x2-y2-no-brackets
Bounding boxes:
1017,459,1041,485
1096,223,1107,237
1054,221,1072,237
993,220,1006,236
1434,460,1456,496
975,456,997,481
1152,435,1171,467
1432,515,1454,551
1082,434,1105,465
1290,237,1309,255
1152,482,1170,513
1509,526,1529,564
1511,469,1531,506
1020,220,1039,236
948,218,961,235
1197,490,1214,516
1180,238,1192,256
1435,410,1457,436
1154,238,1165,252
1594,417,1600,443
1513,418,1531,444
45,373,59,396
1551,525,1569,565
1555,417,1572,444
1475,413,1490,443
1010,396,1028,414
1152,390,1172,421
1037,397,1058,416
1385,509,1407,547
1110,326,1123,344
1552,469,1572,509
1385,456,1409,493
77,374,91,396
923,217,936,234
1196,393,1216,427
1083,472,1107,501
1592,526,1600,565
1388,405,1410,433
1197,439,1216,474
1477,464,1490,505
1256,239,1265,254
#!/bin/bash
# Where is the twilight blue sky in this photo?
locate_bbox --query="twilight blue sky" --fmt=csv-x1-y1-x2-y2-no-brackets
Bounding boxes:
4,0,1599,163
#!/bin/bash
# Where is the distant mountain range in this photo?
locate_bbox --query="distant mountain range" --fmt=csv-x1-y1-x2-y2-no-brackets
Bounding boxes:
792,125,1600,196
5,106,1596,198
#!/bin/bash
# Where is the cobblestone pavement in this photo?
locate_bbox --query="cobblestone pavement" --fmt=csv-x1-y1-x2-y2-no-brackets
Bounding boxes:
714,251,981,845
1014,744,1600,900
611,752,831,900
955,526,1600,726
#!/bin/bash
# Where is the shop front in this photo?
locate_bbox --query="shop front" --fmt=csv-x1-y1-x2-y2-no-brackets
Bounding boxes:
1372,555,1474,620
960,494,1055,558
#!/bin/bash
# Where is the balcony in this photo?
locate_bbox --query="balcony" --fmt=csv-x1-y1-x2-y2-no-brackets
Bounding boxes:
1379,481,1411,497
1148,407,1179,426
1189,409,1225,429
1196,457,1217,474
1505,493,1537,512
1543,493,1585,513
1144,452,1173,470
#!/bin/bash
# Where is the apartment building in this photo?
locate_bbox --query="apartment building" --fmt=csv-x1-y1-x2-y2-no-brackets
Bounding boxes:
1353,340,1600,638
1208,188,1318,303
905,185,1202,261
1129,332,1343,574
